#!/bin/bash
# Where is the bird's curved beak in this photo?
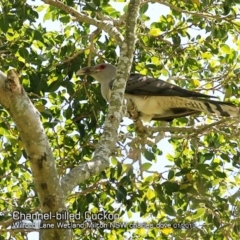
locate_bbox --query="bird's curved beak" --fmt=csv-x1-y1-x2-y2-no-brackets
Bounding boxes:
76,66,96,76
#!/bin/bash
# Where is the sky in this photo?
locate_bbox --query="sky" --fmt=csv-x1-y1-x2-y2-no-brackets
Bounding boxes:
11,0,230,239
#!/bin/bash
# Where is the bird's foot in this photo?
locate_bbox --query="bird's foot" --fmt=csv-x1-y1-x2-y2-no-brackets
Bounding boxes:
125,99,149,136
125,99,139,120
134,119,148,137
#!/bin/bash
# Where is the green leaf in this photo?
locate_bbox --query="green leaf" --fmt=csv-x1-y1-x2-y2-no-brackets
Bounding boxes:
48,80,61,92
60,16,71,24
153,184,163,197
214,171,227,178
144,150,155,161
164,205,175,216
111,157,118,166
192,208,205,219
64,107,72,119
36,5,47,12
140,4,148,15
147,188,155,200
117,162,122,178
149,27,161,36
0,15,9,32
221,44,230,54
141,162,152,171
116,186,127,202
93,0,101,7
86,193,94,203
213,216,220,228
197,164,212,176
162,181,180,194
186,58,199,70
168,170,175,180
43,12,52,22
139,201,147,216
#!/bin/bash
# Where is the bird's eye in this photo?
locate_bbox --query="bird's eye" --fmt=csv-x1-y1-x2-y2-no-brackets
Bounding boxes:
99,65,106,70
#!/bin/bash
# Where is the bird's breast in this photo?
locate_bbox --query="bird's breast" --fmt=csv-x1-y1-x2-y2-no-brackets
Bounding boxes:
101,84,111,102
125,94,167,115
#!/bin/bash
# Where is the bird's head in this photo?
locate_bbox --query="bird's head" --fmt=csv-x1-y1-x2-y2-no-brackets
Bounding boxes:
76,63,116,84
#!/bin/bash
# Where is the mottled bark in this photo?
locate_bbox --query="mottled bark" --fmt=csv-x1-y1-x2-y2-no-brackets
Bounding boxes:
0,70,72,239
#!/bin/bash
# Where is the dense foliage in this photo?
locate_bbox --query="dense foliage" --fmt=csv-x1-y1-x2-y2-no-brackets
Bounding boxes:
1,0,240,239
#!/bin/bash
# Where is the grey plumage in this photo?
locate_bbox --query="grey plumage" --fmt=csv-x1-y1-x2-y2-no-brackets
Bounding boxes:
76,63,239,122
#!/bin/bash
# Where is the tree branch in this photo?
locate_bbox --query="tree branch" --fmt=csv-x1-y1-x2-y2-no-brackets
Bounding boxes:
61,0,141,194
42,0,124,44
0,70,71,239
148,117,237,138
61,160,108,196
144,0,233,21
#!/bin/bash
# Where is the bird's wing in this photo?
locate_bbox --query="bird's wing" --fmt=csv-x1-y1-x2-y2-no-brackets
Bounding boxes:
108,73,238,122
151,109,200,121
124,73,217,99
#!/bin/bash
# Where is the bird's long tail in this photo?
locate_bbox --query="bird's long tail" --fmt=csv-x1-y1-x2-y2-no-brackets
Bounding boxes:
171,97,239,117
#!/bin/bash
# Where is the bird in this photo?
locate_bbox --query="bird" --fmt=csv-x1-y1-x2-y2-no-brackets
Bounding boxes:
76,63,239,122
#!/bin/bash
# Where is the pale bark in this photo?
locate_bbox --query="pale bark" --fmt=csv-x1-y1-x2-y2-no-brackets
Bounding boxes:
60,0,141,195
42,0,124,44
0,70,71,239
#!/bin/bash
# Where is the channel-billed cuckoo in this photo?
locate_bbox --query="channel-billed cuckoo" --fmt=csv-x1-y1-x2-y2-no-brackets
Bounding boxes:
76,63,239,122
